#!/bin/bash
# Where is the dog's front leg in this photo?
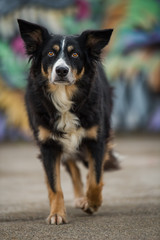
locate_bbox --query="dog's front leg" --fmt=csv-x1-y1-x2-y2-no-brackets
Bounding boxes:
78,140,105,214
40,140,67,224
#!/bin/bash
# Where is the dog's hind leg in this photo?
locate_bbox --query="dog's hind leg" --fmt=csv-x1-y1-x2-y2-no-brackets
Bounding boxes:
40,140,67,225
103,134,120,171
63,159,84,207
77,140,105,214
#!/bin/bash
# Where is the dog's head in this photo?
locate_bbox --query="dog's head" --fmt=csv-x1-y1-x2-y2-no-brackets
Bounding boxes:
18,19,113,86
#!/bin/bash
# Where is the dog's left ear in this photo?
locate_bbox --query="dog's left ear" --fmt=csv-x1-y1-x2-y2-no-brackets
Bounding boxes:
79,29,113,57
17,19,50,57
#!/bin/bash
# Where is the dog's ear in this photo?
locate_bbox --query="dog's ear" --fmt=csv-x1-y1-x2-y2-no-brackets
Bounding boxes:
79,29,113,58
17,19,50,56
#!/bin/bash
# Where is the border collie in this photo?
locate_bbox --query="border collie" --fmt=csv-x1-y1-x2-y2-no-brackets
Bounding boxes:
18,19,118,225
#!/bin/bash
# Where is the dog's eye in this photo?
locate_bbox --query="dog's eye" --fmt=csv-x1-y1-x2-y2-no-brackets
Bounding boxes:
48,51,55,57
72,53,79,58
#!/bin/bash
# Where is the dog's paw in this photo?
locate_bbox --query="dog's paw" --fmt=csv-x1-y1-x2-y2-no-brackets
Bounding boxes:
47,214,67,225
75,197,96,214
74,197,84,208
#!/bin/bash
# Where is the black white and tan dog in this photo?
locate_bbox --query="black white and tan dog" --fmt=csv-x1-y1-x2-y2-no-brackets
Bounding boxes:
18,19,119,225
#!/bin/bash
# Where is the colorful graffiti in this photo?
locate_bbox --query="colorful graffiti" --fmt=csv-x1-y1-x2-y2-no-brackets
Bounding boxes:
0,0,160,140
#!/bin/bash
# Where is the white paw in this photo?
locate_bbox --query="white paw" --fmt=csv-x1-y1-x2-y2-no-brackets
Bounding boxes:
75,197,84,208
75,197,95,214
47,214,67,225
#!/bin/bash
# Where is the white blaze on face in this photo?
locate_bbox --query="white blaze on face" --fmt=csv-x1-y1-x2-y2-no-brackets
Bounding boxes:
50,38,74,84
61,38,65,55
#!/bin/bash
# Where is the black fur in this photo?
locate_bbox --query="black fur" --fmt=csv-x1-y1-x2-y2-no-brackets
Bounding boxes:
17,19,114,194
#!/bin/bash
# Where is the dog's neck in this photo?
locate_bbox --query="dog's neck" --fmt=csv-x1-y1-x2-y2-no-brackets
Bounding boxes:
50,85,73,113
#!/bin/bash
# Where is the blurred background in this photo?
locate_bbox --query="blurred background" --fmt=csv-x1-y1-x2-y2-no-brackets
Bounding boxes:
0,0,160,141
0,2,160,237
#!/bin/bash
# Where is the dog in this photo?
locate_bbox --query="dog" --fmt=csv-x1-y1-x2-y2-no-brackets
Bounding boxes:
18,19,119,225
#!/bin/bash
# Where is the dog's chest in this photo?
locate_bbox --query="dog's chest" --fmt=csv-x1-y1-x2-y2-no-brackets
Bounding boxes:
51,86,85,153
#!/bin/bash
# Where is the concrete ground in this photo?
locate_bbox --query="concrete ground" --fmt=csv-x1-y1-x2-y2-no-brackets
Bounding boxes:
0,135,160,240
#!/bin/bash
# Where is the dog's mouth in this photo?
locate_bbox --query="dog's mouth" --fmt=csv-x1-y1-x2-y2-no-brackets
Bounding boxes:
52,77,75,85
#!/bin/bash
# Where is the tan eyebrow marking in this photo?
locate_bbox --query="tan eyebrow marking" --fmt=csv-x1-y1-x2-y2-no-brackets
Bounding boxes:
53,44,60,51
67,45,74,52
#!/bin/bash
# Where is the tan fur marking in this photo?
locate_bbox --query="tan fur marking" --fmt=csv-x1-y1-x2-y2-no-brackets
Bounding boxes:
65,84,78,99
47,83,58,93
86,151,104,210
86,181,103,211
53,44,60,52
104,130,115,163
47,83,77,99
66,160,84,198
46,156,66,222
48,67,52,80
67,45,74,52
41,64,57,93
103,150,110,162
41,64,48,78
72,67,85,81
38,126,51,142
86,125,98,139
47,183,65,216
41,64,52,80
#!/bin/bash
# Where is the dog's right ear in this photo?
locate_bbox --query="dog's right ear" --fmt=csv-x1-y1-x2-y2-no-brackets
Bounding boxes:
17,19,50,56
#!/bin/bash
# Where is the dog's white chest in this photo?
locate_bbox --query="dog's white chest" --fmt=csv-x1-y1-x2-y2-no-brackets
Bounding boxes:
55,111,85,153
51,86,85,153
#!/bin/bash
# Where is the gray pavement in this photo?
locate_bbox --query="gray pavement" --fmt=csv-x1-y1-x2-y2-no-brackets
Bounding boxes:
0,135,160,240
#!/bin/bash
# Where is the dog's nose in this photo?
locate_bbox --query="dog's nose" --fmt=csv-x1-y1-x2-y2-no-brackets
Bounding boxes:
56,66,69,77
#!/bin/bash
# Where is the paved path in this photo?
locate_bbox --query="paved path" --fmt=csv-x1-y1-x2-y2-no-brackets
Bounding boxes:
0,135,160,240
